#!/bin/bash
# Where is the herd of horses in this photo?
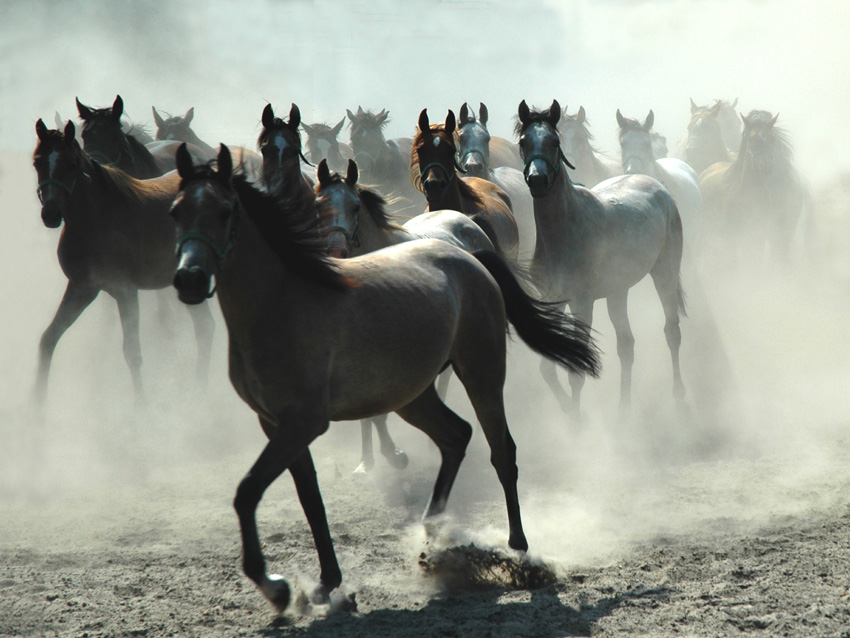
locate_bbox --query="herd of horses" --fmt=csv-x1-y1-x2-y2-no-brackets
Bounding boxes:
31,93,806,612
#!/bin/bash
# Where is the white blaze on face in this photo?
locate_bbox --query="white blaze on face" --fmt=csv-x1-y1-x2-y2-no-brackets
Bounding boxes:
433,137,441,148
48,149,60,178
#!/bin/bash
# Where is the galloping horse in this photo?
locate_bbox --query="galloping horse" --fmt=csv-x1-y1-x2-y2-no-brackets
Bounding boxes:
456,102,534,259
678,101,734,176
345,106,418,215
557,106,619,188
617,109,703,246
151,106,217,157
699,110,805,264
257,102,316,195
31,119,214,404
315,158,495,472
412,109,519,260
301,118,353,173
170,143,599,611
674,98,742,162
518,100,686,418
76,95,162,178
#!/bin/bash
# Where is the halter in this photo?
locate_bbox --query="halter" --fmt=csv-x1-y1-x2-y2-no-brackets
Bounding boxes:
419,155,468,185
459,149,487,168
522,147,574,181
323,212,360,250
36,171,91,204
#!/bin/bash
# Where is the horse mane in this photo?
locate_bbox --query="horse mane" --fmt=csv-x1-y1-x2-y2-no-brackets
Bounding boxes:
349,110,390,134
213,172,351,290
86,154,173,203
616,115,649,141
513,105,562,139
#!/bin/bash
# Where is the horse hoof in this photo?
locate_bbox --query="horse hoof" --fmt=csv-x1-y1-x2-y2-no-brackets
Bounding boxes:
509,534,529,553
385,449,409,470
310,584,331,606
352,461,373,475
261,574,291,612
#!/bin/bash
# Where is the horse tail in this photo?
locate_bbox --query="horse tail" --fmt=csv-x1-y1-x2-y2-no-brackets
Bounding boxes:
473,250,600,376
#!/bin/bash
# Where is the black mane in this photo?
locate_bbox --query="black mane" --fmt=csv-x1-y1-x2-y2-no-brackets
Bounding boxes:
514,105,561,139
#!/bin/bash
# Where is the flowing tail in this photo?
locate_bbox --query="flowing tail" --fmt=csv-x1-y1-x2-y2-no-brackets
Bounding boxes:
473,250,600,376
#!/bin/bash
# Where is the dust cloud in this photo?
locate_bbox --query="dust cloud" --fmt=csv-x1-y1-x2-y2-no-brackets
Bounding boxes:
2,0,850,592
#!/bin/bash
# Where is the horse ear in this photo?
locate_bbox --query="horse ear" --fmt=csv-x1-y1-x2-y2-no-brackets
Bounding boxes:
175,143,195,180
418,109,430,134
152,106,166,130
445,110,456,135
643,110,654,130
184,107,194,126
577,106,586,123
518,100,530,124
346,159,358,186
54,112,64,129
63,120,76,142
479,102,488,126
346,109,356,122
300,122,315,136
377,109,389,125
112,95,124,120
288,103,301,129
262,103,275,129
459,103,470,124
217,144,233,182
36,118,49,141
740,112,749,127
769,112,779,127
616,109,627,129
317,158,331,185
730,98,739,108
708,102,722,117
331,117,345,136
76,97,93,120
690,98,698,114
357,106,364,116
549,100,561,126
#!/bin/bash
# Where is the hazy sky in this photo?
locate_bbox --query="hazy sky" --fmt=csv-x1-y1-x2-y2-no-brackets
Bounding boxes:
2,0,849,184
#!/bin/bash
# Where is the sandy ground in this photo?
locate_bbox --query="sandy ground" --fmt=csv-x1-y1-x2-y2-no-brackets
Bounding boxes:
3,143,850,638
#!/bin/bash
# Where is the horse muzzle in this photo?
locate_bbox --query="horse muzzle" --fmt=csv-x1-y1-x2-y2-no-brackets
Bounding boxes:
173,239,215,304
623,158,646,175
325,232,350,259
461,153,486,178
523,161,551,198
41,204,63,228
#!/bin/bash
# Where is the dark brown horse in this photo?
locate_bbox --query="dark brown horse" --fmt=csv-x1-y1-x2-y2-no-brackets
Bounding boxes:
257,102,316,196
412,109,519,260
700,110,805,264
32,119,214,405
345,106,418,215
170,142,598,611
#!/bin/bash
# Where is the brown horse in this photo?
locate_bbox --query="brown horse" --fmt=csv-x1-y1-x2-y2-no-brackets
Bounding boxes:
411,109,519,260
558,105,620,188
679,101,734,176
170,143,599,611
257,102,317,196
31,119,214,405
699,110,805,264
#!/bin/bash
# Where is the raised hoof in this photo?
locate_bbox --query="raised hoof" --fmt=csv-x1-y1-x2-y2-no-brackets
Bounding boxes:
260,574,291,613
384,448,409,470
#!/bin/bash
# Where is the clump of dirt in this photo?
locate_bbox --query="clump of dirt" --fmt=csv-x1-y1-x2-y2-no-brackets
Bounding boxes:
418,544,559,590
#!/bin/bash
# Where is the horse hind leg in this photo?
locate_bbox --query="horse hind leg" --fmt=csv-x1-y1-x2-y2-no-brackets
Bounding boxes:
650,264,686,407
112,288,145,404
34,282,100,405
606,291,635,414
354,415,409,473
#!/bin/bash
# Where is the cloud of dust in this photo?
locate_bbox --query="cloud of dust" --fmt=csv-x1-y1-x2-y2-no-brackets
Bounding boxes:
3,0,850,581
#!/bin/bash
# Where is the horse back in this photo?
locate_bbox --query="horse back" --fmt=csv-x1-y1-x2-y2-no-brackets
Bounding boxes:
460,176,519,257
489,137,522,171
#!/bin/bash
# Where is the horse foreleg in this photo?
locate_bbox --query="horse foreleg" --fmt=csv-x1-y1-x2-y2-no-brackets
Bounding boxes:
353,418,375,474
606,291,634,414
112,289,144,404
34,282,99,405
186,301,215,383
234,415,334,612
396,385,472,519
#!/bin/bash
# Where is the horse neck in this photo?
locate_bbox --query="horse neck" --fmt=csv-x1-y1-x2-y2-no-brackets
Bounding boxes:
356,205,410,255
428,176,467,214
531,166,582,274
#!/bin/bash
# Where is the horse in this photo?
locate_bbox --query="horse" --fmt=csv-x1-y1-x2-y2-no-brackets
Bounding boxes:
517,100,686,419
170,142,599,611
301,118,354,173
315,158,496,473
674,98,742,161
150,105,261,180
699,110,805,265
678,101,734,176
616,109,703,248
257,102,317,196
412,109,519,261
557,106,620,188
456,102,535,259
31,119,214,405
76,95,162,178
345,106,418,215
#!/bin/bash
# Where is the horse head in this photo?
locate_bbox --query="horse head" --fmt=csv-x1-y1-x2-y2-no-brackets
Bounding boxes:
413,109,465,204
516,99,572,198
257,103,306,188
33,118,89,228
302,118,346,168
76,95,132,167
172,143,237,304
739,110,786,174
345,106,390,172
152,106,195,141
315,159,362,258
456,102,491,178
617,109,656,175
